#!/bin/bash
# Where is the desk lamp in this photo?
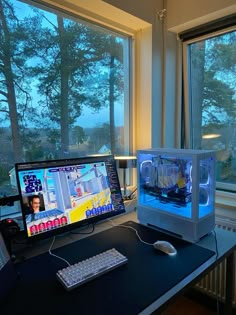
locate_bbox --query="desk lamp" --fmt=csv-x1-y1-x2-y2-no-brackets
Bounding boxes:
115,156,137,198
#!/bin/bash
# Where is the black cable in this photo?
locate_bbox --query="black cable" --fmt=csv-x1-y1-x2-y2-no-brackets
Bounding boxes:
124,187,137,200
213,229,219,259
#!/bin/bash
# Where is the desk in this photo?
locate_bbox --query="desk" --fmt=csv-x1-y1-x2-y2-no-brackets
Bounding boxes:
1,211,236,315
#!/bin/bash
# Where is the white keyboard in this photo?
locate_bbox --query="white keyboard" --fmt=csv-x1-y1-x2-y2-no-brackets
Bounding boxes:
56,248,128,291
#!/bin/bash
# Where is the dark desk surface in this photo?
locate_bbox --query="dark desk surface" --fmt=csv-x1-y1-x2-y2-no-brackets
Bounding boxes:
1,218,218,315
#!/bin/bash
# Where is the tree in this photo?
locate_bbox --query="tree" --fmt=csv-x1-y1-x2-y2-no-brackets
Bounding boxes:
0,0,126,168
105,37,124,154
33,15,118,157
0,0,47,162
0,0,23,162
31,9,126,157
190,31,236,148
202,70,236,125
88,123,111,152
84,36,124,154
72,126,87,145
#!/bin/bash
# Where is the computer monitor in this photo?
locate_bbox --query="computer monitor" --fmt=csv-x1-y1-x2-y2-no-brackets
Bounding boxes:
15,155,125,240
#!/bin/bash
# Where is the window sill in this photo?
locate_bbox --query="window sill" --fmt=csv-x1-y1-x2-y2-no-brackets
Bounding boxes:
215,190,236,224
215,189,236,208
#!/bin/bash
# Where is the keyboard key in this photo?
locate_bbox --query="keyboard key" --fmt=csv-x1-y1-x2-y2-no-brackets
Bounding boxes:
56,248,128,291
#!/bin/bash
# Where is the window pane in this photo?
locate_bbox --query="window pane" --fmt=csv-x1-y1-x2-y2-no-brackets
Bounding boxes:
187,29,236,191
0,0,131,200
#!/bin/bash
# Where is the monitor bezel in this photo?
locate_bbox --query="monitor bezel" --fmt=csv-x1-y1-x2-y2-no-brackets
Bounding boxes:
15,155,125,241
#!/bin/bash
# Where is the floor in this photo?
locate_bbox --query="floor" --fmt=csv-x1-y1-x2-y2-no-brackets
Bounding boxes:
160,295,216,315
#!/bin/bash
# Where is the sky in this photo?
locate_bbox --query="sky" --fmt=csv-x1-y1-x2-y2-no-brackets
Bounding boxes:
76,105,124,128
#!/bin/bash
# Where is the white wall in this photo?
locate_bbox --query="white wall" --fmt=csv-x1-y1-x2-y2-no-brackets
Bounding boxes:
103,0,181,149
134,27,152,150
103,0,162,24
167,0,236,33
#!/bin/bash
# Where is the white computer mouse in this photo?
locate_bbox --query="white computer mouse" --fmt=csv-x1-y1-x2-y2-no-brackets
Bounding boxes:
153,240,177,256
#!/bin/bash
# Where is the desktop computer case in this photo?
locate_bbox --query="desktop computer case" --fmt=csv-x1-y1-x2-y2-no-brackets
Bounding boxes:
137,148,216,242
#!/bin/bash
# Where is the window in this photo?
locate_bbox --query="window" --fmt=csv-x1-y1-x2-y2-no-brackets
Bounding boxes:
0,0,132,212
183,27,236,198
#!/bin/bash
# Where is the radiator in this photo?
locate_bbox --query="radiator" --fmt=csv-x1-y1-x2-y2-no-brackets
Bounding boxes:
195,217,236,307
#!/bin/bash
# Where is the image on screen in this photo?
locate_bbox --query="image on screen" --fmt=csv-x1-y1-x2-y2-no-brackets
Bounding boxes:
15,155,125,239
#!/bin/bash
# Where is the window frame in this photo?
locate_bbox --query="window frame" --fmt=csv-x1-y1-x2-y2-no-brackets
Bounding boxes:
182,25,236,208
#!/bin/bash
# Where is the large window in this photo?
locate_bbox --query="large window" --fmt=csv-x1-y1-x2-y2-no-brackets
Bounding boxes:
183,27,236,195
0,0,131,204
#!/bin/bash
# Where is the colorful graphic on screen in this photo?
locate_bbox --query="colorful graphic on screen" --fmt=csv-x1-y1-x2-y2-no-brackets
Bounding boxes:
17,158,124,238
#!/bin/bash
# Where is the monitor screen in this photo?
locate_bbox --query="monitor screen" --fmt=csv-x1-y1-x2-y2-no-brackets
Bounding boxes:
15,155,125,240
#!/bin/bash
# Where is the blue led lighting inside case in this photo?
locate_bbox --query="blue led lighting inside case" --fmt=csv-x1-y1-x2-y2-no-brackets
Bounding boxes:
137,148,216,242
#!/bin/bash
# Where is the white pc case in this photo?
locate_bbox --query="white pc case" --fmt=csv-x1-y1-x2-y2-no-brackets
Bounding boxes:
137,148,216,242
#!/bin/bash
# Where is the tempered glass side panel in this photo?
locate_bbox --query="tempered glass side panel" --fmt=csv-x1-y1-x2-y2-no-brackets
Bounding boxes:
138,152,215,220
138,153,192,218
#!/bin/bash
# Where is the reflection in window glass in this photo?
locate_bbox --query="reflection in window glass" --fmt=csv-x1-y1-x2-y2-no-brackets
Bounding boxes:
0,0,131,199
187,29,236,191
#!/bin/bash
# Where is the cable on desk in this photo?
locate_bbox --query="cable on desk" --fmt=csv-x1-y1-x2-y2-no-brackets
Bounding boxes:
108,219,154,246
48,236,70,266
48,224,96,267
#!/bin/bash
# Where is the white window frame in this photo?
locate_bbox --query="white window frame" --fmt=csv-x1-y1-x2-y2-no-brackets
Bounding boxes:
182,26,236,210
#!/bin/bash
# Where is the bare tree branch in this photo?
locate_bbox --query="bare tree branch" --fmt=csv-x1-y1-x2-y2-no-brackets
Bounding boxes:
0,108,9,113
0,89,8,97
